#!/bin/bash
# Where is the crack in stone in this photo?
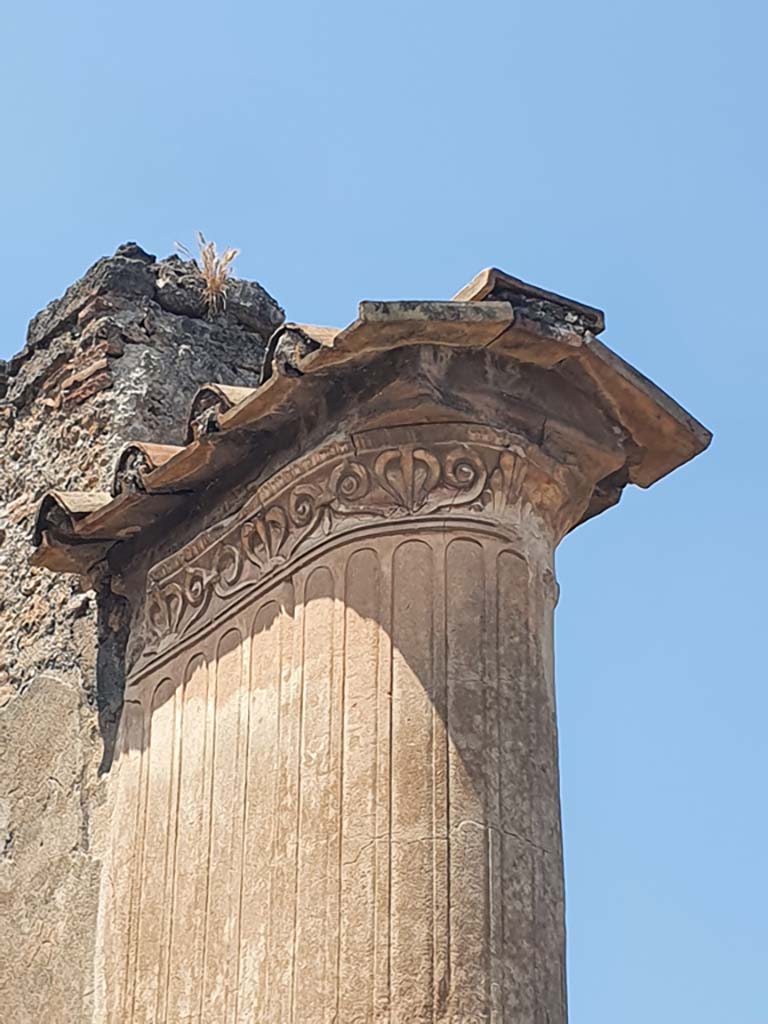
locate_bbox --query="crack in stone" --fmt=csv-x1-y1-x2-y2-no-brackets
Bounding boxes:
342,819,552,867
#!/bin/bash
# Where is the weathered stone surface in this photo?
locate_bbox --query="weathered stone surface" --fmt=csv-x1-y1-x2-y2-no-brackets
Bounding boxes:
102,421,573,1023
1,243,284,684
5,254,709,1022
24,246,157,351
0,676,101,1023
0,244,283,1024
87,314,704,1019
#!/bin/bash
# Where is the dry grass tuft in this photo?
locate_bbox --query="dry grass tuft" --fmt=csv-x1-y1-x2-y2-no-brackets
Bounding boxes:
175,232,240,316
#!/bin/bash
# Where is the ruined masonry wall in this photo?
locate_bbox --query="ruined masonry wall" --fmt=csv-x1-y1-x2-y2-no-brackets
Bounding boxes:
0,244,283,1024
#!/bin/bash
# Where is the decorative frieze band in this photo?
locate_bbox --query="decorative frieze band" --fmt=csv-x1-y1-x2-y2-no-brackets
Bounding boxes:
139,423,579,666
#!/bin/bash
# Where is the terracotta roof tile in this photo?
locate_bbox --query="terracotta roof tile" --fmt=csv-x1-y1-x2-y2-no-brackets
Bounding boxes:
73,492,186,542
186,384,261,442
452,266,606,333
112,443,185,496
33,490,112,545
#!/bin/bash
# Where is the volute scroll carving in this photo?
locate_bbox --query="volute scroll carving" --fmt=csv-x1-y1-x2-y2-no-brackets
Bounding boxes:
139,424,581,666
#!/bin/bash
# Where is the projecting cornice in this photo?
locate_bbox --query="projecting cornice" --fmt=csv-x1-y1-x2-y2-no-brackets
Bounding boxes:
30,268,711,577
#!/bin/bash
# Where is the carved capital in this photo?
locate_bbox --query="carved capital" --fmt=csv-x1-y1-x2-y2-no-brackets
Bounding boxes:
138,423,587,669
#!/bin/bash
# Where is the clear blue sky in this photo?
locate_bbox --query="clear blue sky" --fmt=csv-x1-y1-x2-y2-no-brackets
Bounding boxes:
3,1,765,1020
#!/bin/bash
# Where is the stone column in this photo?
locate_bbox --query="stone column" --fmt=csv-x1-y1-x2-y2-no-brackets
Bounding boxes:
245,427,579,1024
297,431,577,1024
107,421,611,1023
33,276,710,1023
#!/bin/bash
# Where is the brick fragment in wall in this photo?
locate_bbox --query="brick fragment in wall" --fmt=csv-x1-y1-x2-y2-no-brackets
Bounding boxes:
62,370,114,407
58,356,110,393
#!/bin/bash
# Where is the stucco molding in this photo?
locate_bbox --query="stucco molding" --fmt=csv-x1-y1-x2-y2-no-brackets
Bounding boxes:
140,422,583,667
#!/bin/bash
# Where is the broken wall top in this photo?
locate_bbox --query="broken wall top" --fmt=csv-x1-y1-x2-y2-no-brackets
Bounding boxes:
0,242,284,414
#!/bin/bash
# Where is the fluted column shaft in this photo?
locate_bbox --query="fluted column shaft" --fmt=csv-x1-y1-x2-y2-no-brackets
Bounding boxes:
101,425,575,1023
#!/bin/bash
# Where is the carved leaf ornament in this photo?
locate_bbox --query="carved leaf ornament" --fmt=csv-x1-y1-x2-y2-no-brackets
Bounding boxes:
142,428,573,661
